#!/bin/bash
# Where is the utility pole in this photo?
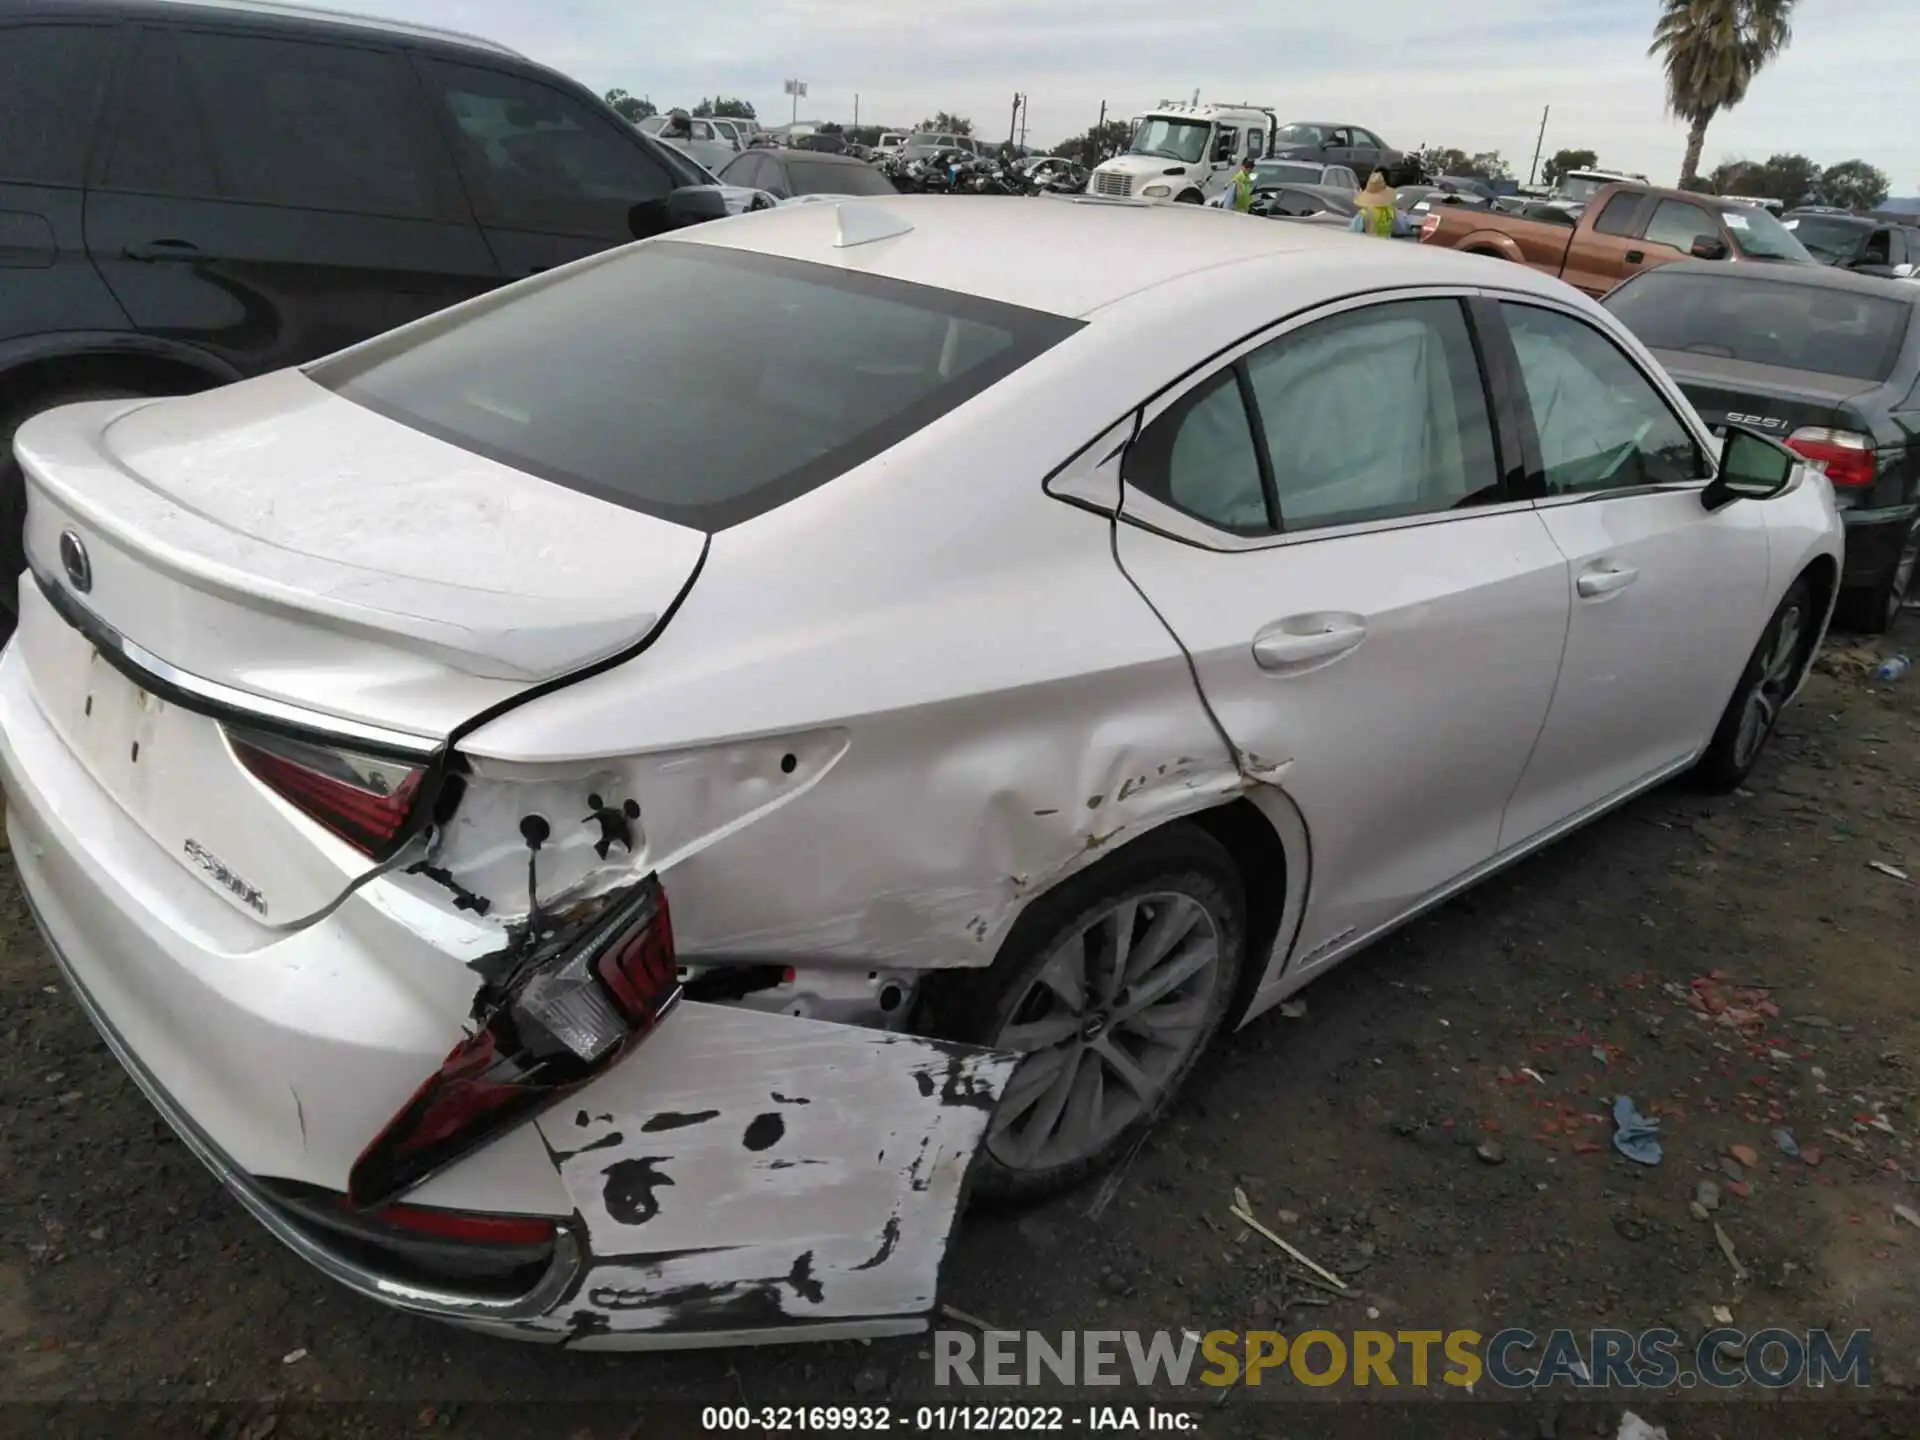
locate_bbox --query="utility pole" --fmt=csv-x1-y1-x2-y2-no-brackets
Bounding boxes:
1018,102,1029,152
854,93,860,132
1097,99,1106,156
1527,104,1550,187
1008,91,1024,151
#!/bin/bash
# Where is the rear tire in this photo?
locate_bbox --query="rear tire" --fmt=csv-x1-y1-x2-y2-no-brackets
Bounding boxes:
1,387,147,640
1833,517,1918,635
1692,578,1816,793
924,824,1245,1205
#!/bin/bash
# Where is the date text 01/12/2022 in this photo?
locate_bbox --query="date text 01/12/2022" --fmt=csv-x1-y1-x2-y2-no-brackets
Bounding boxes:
699,1406,1200,1431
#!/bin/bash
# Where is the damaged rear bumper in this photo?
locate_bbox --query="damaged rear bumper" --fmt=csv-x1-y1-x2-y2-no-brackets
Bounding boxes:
28,876,1016,1346
0,615,1018,1348
29,910,587,1326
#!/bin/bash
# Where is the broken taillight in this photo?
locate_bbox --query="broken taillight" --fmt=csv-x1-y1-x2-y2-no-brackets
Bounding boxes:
226,723,427,858
348,876,678,1209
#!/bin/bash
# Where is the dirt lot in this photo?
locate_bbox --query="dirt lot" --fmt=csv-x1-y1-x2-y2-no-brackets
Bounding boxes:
2,616,1917,1440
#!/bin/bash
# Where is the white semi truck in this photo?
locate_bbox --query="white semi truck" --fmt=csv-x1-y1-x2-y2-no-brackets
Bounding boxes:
1087,101,1278,205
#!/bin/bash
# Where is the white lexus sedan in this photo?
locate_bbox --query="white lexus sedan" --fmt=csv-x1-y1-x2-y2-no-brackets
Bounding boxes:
0,196,1842,1349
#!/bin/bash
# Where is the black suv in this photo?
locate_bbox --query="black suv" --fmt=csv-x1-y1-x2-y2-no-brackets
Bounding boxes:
1,0,728,633
1782,209,1920,279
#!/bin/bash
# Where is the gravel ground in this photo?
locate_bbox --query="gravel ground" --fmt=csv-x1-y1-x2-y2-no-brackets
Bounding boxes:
2,617,1917,1440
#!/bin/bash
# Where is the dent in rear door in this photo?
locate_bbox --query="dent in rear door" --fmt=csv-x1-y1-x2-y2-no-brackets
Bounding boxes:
530,1004,1015,1343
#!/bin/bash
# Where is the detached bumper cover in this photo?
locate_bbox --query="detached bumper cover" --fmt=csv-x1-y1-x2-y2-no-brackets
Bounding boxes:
24,902,587,1324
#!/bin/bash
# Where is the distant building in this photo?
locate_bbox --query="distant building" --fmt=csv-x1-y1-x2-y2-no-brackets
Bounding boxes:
1870,196,1920,221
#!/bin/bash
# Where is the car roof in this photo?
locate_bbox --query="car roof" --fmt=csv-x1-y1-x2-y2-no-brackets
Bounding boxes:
1,0,523,56
1629,258,1920,302
676,194,1571,319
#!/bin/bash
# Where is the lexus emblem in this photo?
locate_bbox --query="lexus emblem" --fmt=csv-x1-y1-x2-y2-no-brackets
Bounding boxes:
59,531,91,593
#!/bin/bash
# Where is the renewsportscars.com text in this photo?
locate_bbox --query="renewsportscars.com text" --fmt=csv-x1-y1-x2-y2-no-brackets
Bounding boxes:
933,1327,1873,1390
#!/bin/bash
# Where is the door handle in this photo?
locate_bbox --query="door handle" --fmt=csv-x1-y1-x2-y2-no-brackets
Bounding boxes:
123,240,206,263
1576,564,1639,598
1624,249,1644,264
1252,617,1367,671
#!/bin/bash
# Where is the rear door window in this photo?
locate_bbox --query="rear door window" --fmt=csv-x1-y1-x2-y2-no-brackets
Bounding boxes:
97,28,218,197
420,59,676,238
1642,199,1720,254
101,28,451,219
1244,299,1503,530
311,242,1082,529
1590,192,1644,237
0,23,114,186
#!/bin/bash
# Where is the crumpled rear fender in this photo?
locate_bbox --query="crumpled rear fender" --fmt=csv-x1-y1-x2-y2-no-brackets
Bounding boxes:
521,1001,1017,1348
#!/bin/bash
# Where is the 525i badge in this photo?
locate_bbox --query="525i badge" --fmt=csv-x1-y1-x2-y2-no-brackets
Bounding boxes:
183,839,268,916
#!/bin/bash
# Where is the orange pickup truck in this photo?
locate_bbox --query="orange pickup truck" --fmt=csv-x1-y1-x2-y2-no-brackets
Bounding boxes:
1417,182,1814,297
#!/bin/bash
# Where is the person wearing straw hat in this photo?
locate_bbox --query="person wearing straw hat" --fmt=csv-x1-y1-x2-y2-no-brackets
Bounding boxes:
1350,172,1397,237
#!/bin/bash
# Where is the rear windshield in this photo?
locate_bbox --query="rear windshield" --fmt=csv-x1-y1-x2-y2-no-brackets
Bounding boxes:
312,243,1079,530
1253,163,1325,187
1604,271,1912,383
786,160,897,196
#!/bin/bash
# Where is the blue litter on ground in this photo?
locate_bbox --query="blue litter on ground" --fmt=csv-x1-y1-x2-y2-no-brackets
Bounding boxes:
1611,1096,1663,1166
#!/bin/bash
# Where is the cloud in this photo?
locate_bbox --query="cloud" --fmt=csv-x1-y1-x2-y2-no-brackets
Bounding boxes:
383,0,1917,191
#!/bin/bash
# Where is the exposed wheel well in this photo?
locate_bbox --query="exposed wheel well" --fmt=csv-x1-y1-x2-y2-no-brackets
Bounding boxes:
1,351,221,421
1800,552,1840,635
1464,245,1506,259
1184,798,1291,1026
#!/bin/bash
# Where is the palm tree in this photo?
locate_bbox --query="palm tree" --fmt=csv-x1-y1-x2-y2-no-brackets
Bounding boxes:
1650,0,1797,189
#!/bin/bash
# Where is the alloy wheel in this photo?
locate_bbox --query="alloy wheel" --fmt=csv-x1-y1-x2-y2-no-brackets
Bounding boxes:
1732,601,1805,770
986,892,1223,1173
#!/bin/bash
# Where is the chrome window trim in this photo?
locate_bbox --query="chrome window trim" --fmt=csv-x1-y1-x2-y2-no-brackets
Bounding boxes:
32,567,443,757
1121,487,1542,554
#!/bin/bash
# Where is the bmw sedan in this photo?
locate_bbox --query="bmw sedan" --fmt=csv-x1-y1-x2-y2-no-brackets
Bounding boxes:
1604,259,1920,631
2,200,1842,1349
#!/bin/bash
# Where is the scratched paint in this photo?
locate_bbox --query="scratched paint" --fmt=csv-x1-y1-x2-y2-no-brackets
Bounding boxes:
529,1001,1016,1340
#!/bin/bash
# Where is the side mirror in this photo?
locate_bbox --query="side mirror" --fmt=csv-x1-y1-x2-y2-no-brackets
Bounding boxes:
628,186,730,239
1703,425,1797,511
1689,235,1729,260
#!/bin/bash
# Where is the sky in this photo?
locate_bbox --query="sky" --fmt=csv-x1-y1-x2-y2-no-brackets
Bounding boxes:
370,0,1916,192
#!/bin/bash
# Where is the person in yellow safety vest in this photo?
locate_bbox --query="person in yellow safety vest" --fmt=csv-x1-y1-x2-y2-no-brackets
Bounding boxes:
1350,172,1398,237
1231,155,1258,213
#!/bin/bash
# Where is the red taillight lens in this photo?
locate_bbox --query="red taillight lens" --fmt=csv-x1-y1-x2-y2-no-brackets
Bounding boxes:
226,724,427,857
1419,212,1442,242
1785,427,1876,487
349,875,677,1209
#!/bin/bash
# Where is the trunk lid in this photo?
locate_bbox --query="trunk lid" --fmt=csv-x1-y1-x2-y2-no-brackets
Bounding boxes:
12,372,705,924
16,371,707,738
1648,349,1880,439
